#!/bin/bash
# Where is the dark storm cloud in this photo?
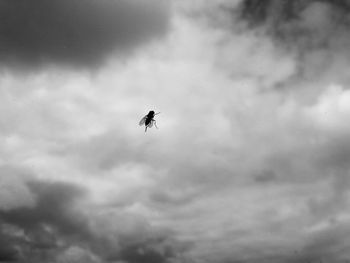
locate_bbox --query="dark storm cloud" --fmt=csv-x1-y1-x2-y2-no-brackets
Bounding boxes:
109,235,189,263
0,180,91,261
239,0,299,25
238,0,350,83
0,180,88,236
0,241,18,262
239,0,350,39
238,0,350,48
0,178,189,262
291,222,350,263
0,0,169,68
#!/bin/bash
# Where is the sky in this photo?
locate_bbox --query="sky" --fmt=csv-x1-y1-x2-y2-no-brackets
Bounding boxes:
1,0,350,262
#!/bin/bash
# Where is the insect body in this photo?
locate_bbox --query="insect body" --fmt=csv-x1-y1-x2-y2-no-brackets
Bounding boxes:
139,110,160,132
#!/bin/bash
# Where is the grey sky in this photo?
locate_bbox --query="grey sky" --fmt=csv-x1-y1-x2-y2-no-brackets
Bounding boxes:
0,1,350,262
0,0,169,69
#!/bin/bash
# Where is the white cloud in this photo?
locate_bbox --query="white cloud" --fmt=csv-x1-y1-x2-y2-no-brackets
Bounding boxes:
0,1,350,262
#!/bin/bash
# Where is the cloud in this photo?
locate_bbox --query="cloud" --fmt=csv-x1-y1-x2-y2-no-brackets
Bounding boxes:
0,179,91,261
1,1,350,263
294,222,350,263
0,176,189,262
55,246,100,263
0,166,36,211
0,0,169,69
238,0,350,87
0,240,18,262
0,180,88,234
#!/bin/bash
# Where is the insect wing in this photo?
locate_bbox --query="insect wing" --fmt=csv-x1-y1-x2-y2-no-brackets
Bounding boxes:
139,116,147,126
147,121,154,128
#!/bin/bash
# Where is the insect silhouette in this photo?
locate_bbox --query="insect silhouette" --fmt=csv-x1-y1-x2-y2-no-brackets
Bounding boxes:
139,111,160,132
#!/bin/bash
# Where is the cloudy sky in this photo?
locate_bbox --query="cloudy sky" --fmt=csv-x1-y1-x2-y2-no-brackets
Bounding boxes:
1,0,350,262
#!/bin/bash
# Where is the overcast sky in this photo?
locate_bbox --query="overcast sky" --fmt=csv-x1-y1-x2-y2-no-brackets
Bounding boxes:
1,0,350,262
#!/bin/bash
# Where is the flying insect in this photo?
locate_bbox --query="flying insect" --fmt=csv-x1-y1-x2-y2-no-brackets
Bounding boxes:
139,110,160,132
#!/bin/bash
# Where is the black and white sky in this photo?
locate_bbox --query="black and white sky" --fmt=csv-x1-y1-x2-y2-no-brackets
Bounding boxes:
1,0,350,262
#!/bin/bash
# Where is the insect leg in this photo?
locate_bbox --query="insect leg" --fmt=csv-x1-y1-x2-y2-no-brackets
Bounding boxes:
154,120,158,129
